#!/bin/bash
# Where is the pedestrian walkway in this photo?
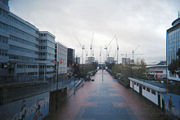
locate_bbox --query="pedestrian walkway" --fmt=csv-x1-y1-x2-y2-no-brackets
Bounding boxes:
46,70,167,120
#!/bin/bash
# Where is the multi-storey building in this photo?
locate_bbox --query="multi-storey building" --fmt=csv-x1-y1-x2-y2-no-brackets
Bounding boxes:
39,31,55,81
67,48,75,67
122,57,130,65
0,0,55,83
86,57,95,64
106,57,115,64
55,42,67,75
167,14,180,82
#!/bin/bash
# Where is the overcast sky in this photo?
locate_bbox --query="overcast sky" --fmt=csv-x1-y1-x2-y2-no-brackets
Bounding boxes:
9,0,180,64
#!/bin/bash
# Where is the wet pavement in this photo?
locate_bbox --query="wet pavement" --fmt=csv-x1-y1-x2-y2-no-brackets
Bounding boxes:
46,70,167,120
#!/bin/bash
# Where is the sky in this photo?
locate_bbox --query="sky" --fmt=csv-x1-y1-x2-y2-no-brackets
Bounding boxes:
9,0,180,64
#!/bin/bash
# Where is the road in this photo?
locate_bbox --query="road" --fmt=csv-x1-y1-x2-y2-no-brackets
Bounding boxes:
46,70,167,120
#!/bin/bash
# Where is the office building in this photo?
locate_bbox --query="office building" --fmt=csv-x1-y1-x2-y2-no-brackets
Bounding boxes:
122,58,130,65
67,48,75,67
39,31,55,81
167,14,180,82
0,0,55,83
86,57,95,64
106,57,115,64
55,42,67,75
75,57,80,64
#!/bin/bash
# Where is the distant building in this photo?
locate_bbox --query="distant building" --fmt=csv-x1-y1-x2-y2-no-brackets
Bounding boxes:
106,57,115,64
86,57,95,64
122,58,130,64
0,0,55,83
167,15,180,82
75,57,80,64
146,65,167,80
67,48,75,67
55,42,67,75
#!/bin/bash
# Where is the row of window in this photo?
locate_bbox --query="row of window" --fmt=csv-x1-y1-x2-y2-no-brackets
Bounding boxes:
9,55,36,62
0,8,8,18
9,35,38,48
39,52,54,57
134,82,156,95
17,64,38,69
47,34,55,41
28,72,38,75
10,45,38,55
0,22,38,43
0,22,8,31
17,72,38,76
0,49,8,56
39,46,54,51
39,65,55,68
9,26,37,41
39,71,55,75
0,8,37,34
0,35,8,44
47,40,55,47
9,16,37,34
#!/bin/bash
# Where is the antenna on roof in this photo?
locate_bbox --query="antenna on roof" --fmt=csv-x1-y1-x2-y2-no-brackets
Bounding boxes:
178,11,180,18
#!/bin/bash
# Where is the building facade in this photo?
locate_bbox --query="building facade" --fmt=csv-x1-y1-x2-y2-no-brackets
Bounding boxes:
146,65,167,80
75,57,80,64
167,15,180,82
106,57,115,64
122,58,130,64
0,0,55,83
55,42,67,75
86,57,95,64
67,48,75,67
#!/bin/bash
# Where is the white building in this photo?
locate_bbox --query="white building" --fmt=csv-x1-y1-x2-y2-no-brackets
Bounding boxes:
55,42,67,75
167,15,180,82
146,65,167,80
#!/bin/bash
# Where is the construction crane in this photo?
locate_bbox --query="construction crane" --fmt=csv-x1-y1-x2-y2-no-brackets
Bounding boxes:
99,48,102,64
90,33,94,57
116,37,119,64
85,49,88,63
132,45,140,63
104,35,116,61
75,37,85,64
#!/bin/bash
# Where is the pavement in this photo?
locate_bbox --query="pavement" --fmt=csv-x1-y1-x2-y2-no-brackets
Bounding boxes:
46,70,168,120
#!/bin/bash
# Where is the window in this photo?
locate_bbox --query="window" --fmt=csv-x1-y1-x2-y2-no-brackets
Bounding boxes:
147,88,150,92
10,45,38,55
151,90,156,95
9,16,37,34
0,8,8,18
0,49,7,56
0,35,8,44
10,35,38,48
0,22,8,31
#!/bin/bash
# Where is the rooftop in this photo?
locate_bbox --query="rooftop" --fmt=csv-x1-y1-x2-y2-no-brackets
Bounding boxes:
129,77,167,92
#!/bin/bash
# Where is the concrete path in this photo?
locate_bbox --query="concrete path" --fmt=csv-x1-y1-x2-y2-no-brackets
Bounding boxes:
46,70,167,120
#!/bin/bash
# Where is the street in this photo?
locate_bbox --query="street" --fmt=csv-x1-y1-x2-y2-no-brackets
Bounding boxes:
46,70,167,120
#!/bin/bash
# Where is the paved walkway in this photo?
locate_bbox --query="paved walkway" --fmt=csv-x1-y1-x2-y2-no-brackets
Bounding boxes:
46,70,167,120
